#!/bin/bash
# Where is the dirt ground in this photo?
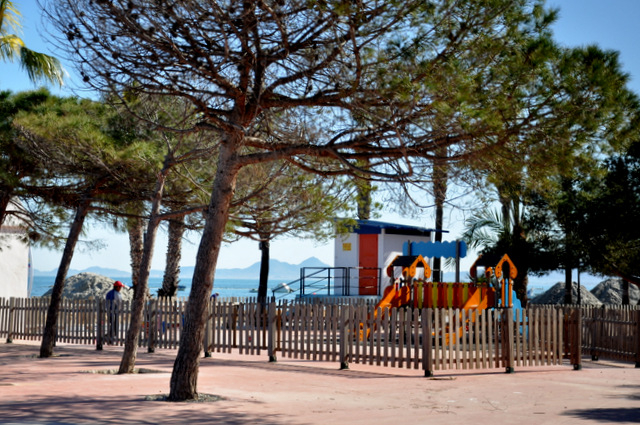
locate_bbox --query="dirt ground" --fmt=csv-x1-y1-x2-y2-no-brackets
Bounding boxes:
0,340,638,424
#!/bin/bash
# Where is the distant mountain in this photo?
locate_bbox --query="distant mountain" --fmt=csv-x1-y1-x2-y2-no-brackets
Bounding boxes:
34,257,331,280
36,259,606,289
34,266,133,278
188,256,330,279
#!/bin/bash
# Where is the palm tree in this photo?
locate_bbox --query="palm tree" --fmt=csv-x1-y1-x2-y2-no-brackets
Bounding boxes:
461,198,536,306
0,0,63,86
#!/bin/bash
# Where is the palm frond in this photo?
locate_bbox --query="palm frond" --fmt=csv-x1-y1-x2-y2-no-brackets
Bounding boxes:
0,33,22,60
462,208,506,250
0,0,22,35
18,46,64,86
0,0,65,86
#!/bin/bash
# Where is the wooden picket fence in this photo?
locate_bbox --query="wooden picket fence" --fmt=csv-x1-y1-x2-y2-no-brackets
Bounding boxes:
0,297,101,345
202,300,570,374
580,305,640,364
3,297,638,374
0,296,191,349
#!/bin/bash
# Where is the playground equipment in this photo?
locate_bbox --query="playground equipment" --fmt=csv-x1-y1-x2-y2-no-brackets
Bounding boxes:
363,253,522,343
381,255,431,309
360,255,430,339
469,253,520,309
373,253,518,311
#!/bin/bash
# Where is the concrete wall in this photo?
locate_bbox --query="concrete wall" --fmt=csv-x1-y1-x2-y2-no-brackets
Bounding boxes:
0,227,30,299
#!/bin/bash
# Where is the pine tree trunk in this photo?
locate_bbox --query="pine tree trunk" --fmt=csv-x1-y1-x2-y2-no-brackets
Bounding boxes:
0,190,13,227
564,266,573,305
128,216,145,289
514,272,529,307
169,143,240,401
258,236,270,306
118,168,167,374
432,149,448,282
433,203,444,282
40,201,90,358
159,217,184,297
356,178,372,220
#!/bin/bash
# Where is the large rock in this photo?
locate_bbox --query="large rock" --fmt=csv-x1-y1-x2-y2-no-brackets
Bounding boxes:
590,278,640,305
41,272,134,302
530,282,602,306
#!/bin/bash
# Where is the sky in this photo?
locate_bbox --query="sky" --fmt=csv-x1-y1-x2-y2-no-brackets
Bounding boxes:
3,0,640,274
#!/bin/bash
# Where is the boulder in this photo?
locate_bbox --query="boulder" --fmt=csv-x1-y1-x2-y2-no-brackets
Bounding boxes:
529,282,602,306
590,278,640,305
40,272,134,302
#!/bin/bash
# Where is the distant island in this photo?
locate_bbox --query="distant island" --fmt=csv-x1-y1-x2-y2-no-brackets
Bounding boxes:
33,256,330,281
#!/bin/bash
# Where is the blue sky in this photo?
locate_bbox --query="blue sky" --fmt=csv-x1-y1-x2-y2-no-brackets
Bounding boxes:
4,0,640,274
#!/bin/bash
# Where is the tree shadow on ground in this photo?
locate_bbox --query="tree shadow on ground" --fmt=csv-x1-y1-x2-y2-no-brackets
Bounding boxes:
614,385,640,402
563,407,640,423
0,395,310,425
202,357,400,380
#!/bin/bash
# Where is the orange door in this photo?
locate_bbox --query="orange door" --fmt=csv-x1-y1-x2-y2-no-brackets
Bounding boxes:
358,234,378,295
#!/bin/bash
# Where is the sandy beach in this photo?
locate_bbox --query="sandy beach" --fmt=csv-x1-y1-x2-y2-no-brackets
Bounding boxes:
0,340,638,424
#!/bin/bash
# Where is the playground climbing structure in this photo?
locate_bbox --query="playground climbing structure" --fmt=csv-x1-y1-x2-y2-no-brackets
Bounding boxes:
364,252,522,344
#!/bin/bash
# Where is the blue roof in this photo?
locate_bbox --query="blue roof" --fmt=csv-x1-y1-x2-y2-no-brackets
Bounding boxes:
348,219,447,236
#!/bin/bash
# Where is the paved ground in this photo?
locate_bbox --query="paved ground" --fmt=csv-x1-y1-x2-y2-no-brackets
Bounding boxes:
0,340,638,424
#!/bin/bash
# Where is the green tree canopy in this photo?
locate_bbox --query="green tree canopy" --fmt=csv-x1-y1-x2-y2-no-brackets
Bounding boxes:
459,44,640,304
12,91,159,358
572,141,640,287
47,0,574,400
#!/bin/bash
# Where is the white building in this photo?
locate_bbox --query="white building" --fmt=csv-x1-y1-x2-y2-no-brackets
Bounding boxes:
0,202,32,299
333,220,437,296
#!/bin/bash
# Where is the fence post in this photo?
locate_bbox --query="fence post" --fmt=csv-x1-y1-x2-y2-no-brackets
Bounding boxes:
423,308,433,377
339,305,350,370
96,299,103,350
572,308,583,370
503,308,515,373
268,302,278,362
6,297,16,343
232,303,239,348
591,306,603,361
203,299,212,358
635,309,640,368
148,299,157,354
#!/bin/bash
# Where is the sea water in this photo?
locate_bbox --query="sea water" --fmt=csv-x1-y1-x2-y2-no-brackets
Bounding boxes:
30,275,299,301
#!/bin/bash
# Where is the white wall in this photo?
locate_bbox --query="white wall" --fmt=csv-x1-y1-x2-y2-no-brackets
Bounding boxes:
0,201,31,299
0,228,30,299
334,232,358,269
334,233,359,295
379,232,431,292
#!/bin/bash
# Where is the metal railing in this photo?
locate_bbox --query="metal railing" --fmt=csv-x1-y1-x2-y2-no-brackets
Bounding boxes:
298,267,382,297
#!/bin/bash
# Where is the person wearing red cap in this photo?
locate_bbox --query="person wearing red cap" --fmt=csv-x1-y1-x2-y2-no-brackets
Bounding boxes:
107,281,125,300
105,281,125,344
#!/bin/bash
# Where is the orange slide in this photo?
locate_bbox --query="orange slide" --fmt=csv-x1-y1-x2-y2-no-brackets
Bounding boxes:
360,255,429,340
376,283,411,311
441,286,491,344
461,286,489,314
360,282,411,340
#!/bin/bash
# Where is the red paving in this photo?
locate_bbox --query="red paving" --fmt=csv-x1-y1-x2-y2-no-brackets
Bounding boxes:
0,340,638,424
